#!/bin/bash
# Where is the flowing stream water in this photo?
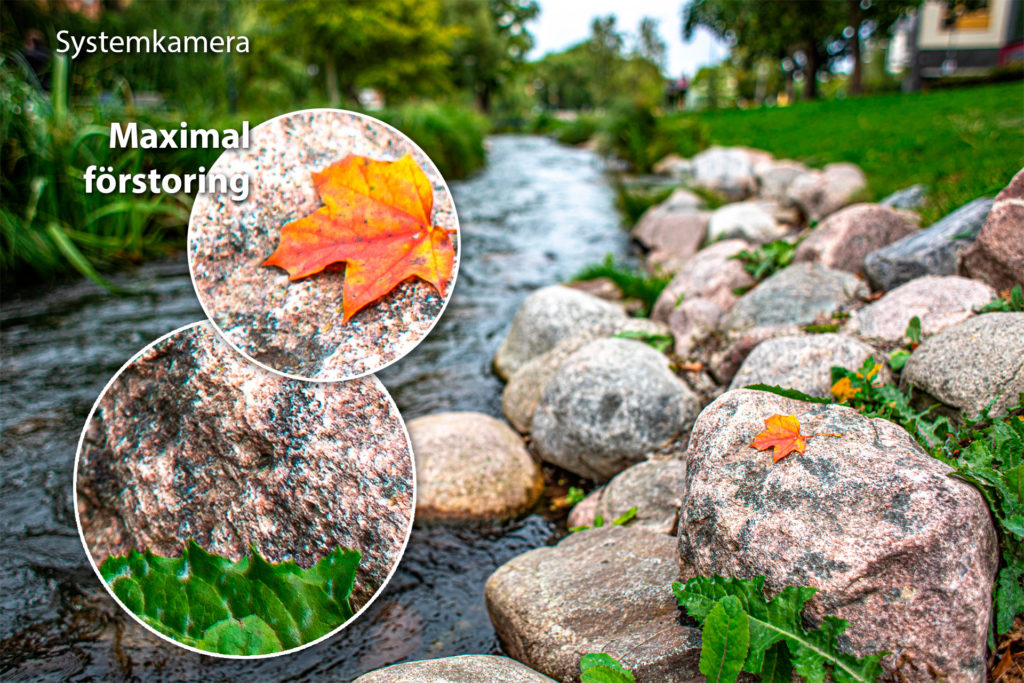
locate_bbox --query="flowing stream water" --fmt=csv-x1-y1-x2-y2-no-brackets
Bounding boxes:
0,135,632,681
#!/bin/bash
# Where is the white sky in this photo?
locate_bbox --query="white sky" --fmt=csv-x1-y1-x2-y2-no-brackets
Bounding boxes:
526,0,730,78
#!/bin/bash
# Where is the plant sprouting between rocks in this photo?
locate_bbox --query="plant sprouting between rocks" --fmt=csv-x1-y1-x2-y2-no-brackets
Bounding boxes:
673,575,886,683
977,284,1024,314
579,652,635,682
571,253,671,316
99,540,360,655
569,506,637,533
612,329,673,353
887,316,921,371
730,239,800,291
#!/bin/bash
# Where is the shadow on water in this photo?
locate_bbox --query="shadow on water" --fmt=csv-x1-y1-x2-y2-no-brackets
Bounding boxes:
0,136,630,681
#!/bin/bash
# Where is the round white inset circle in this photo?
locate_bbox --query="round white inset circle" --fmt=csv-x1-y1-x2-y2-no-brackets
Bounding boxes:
74,321,416,658
187,108,460,382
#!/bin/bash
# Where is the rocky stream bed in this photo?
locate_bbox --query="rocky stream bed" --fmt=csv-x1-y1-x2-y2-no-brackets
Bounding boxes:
2,136,1022,682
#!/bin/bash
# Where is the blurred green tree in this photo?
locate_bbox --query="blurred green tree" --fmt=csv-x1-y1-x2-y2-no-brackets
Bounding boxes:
531,15,665,112
257,0,457,107
441,0,539,112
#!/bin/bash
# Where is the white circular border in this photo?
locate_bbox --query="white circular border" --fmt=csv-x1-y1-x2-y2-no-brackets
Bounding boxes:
73,320,418,659
186,108,462,384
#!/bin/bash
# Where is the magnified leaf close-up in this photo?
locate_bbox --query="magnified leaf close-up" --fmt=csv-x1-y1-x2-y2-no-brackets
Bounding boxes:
99,541,361,656
263,153,456,322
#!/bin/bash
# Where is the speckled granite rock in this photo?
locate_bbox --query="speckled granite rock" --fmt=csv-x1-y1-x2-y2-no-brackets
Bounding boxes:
864,198,993,291
792,203,919,274
501,318,670,434
592,459,687,534
188,110,459,381
728,334,887,397
847,275,996,348
493,285,626,381
567,487,604,529
353,655,556,683
755,159,814,203
678,389,997,682
651,154,694,181
708,324,800,385
632,200,709,269
726,263,867,334
786,162,867,222
901,313,1024,418
692,146,770,200
706,200,788,244
667,297,726,357
651,239,753,322
76,323,413,609
486,526,702,682
407,412,542,520
959,167,1024,290
531,338,700,481
881,184,928,210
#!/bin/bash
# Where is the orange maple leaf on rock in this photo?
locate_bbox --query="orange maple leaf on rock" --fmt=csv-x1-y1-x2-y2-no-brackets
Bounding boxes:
750,413,841,463
263,153,455,322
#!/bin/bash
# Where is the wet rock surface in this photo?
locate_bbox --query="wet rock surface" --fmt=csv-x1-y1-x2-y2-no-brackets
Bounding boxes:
864,198,993,290
501,319,670,434
531,338,700,481
725,263,867,333
901,312,1024,418
76,323,414,609
353,654,556,682
188,110,458,381
959,167,1024,290
651,238,753,322
728,333,886,397
847,275,996,347
792,203,919,273
786,162,867,221
407,412,543,520
493,285,625,380
485,526,702,682
678,389,998,682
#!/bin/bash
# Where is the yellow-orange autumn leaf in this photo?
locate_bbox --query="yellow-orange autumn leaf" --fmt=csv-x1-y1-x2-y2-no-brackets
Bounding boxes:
830,376,860,402
263,153,455,322
750,414,841,463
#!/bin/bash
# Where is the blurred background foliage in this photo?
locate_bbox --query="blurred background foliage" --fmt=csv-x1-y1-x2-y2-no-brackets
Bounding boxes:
1,0,1021,285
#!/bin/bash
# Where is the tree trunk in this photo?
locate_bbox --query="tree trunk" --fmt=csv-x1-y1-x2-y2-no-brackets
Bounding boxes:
803,43,820,100
477,83,493,113
904,9,923,92
324,59,341,107
849,0,864,95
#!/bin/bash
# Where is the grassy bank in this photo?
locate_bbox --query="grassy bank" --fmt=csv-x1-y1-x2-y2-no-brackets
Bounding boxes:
666,83,1024,223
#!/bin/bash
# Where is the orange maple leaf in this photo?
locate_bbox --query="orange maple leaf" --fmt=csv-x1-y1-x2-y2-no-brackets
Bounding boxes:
263,153,455,322
750,414,841,463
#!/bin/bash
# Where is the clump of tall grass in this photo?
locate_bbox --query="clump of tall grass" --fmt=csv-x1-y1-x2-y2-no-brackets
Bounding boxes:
377,102,489,180
571,253,671,317
1,54,190,287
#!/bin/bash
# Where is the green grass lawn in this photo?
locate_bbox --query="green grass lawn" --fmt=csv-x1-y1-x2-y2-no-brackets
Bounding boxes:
670,82,1024,224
